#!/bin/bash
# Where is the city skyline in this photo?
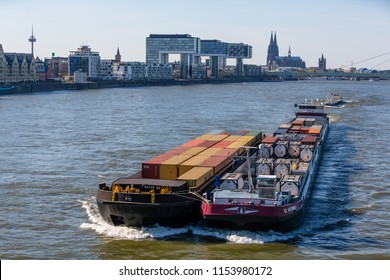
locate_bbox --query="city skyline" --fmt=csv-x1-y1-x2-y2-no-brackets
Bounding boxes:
1,0,390,70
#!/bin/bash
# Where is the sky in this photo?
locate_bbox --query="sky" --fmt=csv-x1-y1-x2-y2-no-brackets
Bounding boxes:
1,0,390,70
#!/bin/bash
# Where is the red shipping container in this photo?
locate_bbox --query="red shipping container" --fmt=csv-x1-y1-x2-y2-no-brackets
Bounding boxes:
197,140,218,148
302,135,317,144
181,139,205,147
200,156,231,174
292,118,305,125
261,136,279,144
142,163,160,179
219,131,232,135
299,127,311,134
144,153,174,164
142,153,174,179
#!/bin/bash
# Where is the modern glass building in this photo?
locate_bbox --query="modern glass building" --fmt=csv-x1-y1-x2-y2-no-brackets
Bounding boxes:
200,40,252,77
68,45,100,78
146,34,201,78
146,34,252,78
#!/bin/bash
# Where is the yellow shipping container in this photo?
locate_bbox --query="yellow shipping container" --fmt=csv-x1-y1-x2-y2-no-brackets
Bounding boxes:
208,134,229,141
224,135,242,142
180,146,207,156
237,135,256,146
177,167,214,189
226,141,247,154
178,155,210,176
160,154,193,180
195,134,214,140
198,147,222,157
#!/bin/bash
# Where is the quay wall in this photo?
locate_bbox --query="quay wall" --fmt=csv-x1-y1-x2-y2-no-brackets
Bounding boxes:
3,77,264,94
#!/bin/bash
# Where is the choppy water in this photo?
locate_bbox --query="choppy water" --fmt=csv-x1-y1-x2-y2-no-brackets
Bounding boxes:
0,80,389,259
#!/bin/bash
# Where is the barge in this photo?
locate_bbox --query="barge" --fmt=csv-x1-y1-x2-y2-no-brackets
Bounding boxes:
96,130,263,227
201,103,329,231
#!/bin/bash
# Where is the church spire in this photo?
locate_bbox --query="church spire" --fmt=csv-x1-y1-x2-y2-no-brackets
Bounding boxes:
288,45,291,57
269,31,274,45
114,46,121,62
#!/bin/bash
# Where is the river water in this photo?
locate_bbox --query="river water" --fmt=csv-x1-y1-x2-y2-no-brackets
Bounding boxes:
0,80,389,260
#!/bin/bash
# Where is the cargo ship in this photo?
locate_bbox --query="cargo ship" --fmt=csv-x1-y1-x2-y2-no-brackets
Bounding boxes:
201,103,329,231
96,130,263,227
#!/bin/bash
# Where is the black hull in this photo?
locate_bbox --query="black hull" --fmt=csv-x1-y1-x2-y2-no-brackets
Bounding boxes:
96,189,201,227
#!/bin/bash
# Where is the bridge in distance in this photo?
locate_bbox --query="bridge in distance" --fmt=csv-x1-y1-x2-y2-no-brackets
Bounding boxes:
263,70,390,80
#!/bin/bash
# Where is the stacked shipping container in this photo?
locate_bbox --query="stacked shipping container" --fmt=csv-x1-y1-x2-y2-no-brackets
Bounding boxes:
141,130,263,188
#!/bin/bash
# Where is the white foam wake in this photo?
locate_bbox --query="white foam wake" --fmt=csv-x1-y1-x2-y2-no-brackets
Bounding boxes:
80,199,294,244
80,199,188,240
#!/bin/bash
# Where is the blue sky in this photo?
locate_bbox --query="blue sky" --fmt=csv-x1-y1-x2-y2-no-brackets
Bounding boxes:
1,0,390,69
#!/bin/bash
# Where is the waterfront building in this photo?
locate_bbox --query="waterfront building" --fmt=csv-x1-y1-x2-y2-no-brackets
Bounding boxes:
200,40,227,77
74,71,87,83
112,61,173,80
113,62,145,80
146,34,252,79
45,56,69,80
35,57,47,81
146,63,173,80
99,59,114,80
200,40,252,78
146,34,201,79
244,64,262,77
319,53,326,71
0,44,37,83
68,45,100,78
191,64,208,79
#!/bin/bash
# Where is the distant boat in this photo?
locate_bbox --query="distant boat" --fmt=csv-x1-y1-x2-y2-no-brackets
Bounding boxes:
323,92,343,106
0,84,14,92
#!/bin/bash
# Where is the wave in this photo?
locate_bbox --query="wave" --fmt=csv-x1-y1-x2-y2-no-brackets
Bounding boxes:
79,199,299,244
80,200,188,240
80,199,354,245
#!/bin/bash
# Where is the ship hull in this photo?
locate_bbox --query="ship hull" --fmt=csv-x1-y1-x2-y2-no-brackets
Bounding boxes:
96,188,201,227
202,200,304,231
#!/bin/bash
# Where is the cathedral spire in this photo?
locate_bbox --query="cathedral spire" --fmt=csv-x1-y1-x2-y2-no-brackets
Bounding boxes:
288,45,291,57
267,31,279,67
273,31,277,45
269,31,274,45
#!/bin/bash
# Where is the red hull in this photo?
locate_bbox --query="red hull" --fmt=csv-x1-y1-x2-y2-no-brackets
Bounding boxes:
201,200,303,231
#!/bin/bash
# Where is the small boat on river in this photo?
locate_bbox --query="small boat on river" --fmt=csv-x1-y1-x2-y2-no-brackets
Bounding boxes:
323,92,343,106
0,84,14,92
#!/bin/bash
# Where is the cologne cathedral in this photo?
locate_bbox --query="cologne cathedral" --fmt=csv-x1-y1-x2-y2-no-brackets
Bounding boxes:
266,31,306,69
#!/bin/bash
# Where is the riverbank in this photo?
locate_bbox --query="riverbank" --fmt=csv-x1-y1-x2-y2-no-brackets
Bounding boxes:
2,77,265,94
